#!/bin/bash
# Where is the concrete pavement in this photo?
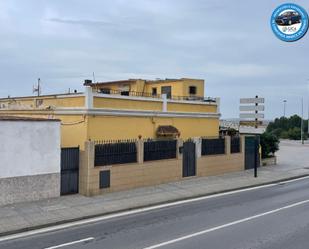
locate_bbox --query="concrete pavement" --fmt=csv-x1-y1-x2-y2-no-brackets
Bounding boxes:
0,139,308,237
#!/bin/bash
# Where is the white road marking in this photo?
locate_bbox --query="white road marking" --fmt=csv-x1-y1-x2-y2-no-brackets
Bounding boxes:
0,175,309,243
143,199,309,249
44,237,94,249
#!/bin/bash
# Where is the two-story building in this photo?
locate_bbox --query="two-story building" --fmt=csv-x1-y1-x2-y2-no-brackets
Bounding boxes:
0,78,253,198
0,78,220,148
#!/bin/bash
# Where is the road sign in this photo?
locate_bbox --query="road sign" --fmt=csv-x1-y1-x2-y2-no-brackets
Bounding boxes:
239,105,265,111
239,113,264,119
239,120,263,126
239,126,265,134
240,98,265,104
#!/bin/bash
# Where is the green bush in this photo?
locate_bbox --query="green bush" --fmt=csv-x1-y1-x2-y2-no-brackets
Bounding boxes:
287,127,301,140
260,132,279,159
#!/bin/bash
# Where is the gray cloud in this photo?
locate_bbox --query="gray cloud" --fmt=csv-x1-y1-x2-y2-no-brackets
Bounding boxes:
0,0,308,119
46,18,114,27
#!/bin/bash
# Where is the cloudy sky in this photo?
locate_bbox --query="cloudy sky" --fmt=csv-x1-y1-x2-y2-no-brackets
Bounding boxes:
0,0,308,119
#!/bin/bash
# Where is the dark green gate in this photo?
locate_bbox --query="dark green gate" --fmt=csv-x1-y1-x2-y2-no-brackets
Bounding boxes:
61,147,79,195
245,136,260,170
183,140,196,177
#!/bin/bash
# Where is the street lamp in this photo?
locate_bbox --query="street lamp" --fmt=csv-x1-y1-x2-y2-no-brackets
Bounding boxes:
283,100,287,117
301,98,304,144
307,79,309,136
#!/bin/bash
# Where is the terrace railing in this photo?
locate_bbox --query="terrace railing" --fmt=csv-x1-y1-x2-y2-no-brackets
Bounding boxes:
96,89,216,103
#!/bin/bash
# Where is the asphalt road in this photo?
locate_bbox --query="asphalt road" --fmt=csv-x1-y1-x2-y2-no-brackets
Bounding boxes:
2,177,309,249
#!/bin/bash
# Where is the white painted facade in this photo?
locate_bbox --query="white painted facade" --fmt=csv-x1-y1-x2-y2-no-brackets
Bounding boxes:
0,120,61,178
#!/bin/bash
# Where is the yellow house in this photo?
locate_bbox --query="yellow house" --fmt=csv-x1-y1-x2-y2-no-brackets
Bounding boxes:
85,78,205,99
0,78,220,148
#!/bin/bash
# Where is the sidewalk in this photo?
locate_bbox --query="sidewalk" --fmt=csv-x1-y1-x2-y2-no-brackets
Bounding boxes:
1,163,309,236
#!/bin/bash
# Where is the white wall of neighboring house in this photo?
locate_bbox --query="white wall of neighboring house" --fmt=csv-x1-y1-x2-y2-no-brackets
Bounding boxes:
0,121,60,178
0,118,61,205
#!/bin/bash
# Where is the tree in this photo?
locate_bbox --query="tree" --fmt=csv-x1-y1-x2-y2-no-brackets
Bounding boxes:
288,115,302,130
267,115,308,140
260,132,279,158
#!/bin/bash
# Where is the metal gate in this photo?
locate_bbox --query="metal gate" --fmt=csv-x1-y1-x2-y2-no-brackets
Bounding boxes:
183,140,196,177
61,147,79,195
245,136,259,170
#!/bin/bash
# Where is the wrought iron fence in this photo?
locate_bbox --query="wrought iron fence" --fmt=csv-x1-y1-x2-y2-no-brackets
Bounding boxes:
144,139,177,161
201,138,225,155
94,140,137,166
96,88,216,103
230,137,241,153
98,89,162,98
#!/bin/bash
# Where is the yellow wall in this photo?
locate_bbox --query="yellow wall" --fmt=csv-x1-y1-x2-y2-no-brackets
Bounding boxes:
93,96,216,113
81,158,183,196
58,115,88,148
197,153,244,176
145,79,204,97
41,96,85,108
0,108,219,144
145,81,184,97
93,97,162,111
134,79,146,92
0,109,88,148
181,79,204,97
172,118,219,138
167,103,217,113
87,115,219,140
0,95,85,109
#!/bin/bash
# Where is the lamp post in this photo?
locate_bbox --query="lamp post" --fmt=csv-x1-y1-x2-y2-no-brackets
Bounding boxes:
301,97,304,144
307,79,309,137
283,100,287,117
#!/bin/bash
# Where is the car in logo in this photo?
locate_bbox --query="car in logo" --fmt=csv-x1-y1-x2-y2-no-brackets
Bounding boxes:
275,11,301,26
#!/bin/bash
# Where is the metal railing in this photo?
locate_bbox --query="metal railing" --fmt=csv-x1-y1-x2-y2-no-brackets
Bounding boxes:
96,89,216,103
94,139,137,166
144,139,177,161
231,137,241,153
201,138,225,155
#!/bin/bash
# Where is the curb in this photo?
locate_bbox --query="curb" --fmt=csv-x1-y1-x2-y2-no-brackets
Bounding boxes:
1,173,309,238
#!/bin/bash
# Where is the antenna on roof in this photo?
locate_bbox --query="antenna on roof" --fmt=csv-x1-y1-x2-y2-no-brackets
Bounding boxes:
92,72,96,83
33,78,41,96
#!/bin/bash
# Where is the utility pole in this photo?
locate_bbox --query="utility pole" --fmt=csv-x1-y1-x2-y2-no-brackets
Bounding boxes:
283,100,287,117
37,78,41,96
33,78,41,96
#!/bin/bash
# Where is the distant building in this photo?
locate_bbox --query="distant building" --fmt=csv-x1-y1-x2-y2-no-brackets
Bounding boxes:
220,119,267,136
219,120,239,136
